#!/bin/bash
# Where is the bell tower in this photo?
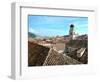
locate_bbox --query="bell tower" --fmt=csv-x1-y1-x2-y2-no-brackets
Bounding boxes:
69,24,76,40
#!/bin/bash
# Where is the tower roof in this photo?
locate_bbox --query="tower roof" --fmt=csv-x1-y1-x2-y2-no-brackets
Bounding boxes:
70,24,74,28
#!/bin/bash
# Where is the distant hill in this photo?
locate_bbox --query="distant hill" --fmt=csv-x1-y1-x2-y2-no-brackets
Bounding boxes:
28,32,36,38
28,32,48,39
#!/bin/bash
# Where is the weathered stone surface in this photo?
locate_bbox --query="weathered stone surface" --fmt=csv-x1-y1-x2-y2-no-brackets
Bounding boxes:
43,48,81,66
43,48,65,66
28,41,50,66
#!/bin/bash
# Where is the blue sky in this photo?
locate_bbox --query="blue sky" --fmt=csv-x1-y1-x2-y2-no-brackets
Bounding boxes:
28,15,88,37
